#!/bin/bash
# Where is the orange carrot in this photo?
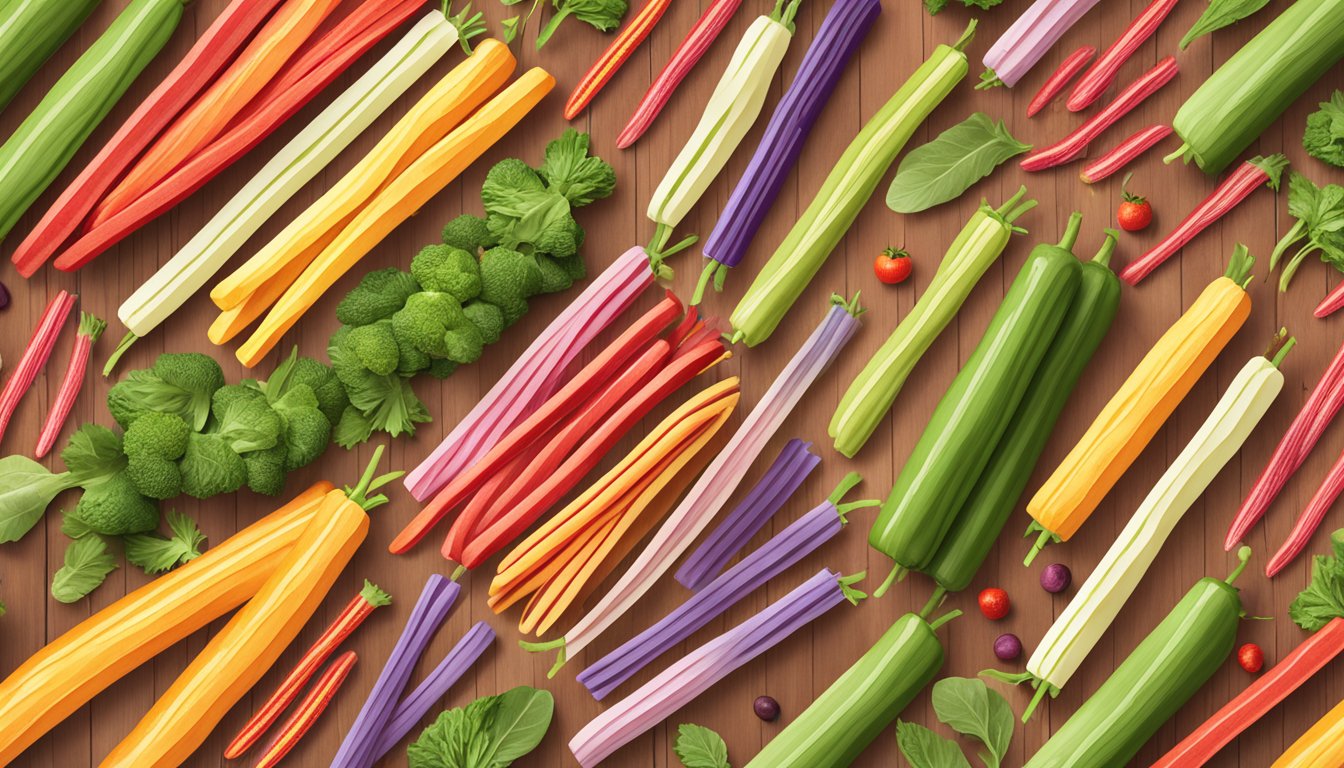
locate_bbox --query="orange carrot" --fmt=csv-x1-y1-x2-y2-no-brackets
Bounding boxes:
252,651,358,768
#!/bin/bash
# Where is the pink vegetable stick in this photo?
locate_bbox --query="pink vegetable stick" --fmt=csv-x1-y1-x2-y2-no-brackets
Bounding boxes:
1268,448,1344,576
0,291,76,445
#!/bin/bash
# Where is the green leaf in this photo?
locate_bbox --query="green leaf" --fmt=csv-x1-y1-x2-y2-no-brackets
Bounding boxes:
1291,528,1344,631
51,536,118,603
407,687,553,768
674,723,730,768
124,511,207,574
486,687,554,764
896,720,972,768
1180,0,1271,49
924,0,949,12
960,0,1003,9
60,424,126,484
886,114,1031,213
931,677,1014,768
0,456,80,543
61,510,94,539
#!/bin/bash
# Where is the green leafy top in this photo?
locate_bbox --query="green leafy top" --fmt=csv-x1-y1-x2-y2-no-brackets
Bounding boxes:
124,511,206,575
1179,0,1271,49
675,723,730,768
407,686,554,767
534,0,628,49
896,720,972,768
1305,91,1344,169
931,677,1013,768
1271,171,1344,291
539,129,617,207
1290,528,1344,632
51,536,119,604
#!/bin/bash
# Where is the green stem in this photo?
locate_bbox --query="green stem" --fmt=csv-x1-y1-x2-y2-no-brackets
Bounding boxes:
1021,680,1054,723
952,19,977,52
975,68,1002,90
827,472,863,504
1225,243,1255,288
994,185,1028,217
1279,243,1319,293
1024,523,1056,566
1056,211,1083,251
534,4,569,49
980,669,1034,685
1093,228,1120,266
451,564,467,581
1163,142,1191,165
1270,330,1297,369
921,587,947,618
1269,219,1307,271
771,0,802,31
102,331,139,377
1226,545,1253,585
345,445,397,511
835,499,879,523
838,571,868,604
872,562,904,598
691,260,721,306
927,608,961,631
728,329,745,345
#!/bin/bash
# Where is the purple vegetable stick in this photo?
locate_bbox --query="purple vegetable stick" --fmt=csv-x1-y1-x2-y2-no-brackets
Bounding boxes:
696,0,880,302
371,621,495,760
332,574,462,768
675,438,820,590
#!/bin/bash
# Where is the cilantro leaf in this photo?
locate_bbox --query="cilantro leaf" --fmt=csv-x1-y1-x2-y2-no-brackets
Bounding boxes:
1291,529,1344,631
897,720,972,768
124,511,206,574
538,129,616,207
924,0,949,12
674,723,730,768
51,536,118,603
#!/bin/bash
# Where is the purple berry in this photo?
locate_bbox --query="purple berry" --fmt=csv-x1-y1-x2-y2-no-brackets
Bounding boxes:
1040,563,1072,593
994,633,1023,661
0,282,9,311
754,695,780,722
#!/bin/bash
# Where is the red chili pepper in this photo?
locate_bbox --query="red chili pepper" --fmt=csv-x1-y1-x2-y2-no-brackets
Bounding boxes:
50,0,423,273
616,0,744,148
0,291,75,445
252,651,358,768
224,582,389,759
1080,124,1172,184
8,0,284,278
1066,0,1179,112
1027,45,1095,118
564,0,675,120
1119,154,1287,285
1153,618,1344,767
1020,56,1178,173
35,312,106,458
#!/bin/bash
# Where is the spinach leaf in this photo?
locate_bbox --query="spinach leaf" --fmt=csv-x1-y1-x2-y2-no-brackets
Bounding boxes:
0,456,79,543
887,114,1030,213
407,686,553,768
675,723,730,768
931,677,1014,768
1180,0,1271,49
486,687,554,764
896,720,972,768
51,536,118,603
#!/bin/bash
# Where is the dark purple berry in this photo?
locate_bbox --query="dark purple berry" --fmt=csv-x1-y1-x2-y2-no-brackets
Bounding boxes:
0,282,9,311
753,695,780,722
994,633,1023,661
1040,563,1072,593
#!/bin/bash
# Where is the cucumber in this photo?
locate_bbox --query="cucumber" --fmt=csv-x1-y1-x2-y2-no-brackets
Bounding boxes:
0,0,101,112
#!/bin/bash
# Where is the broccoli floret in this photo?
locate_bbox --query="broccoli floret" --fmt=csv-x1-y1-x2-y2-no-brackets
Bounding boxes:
411,244,482,302
1304,92,1344,168
479,247,542,325
482,158,546,213
125,455,183,500
73,473,158,535
396,333,432,375
391,292,468,359
533,215,584,259
283,356,349,426
243,443,287,496
443,324,484,365
122,411,190,461
179,432,246,499
538,129,617,207
107,365,217,432
327,338,432,446
271,385,331,471
533,254,574,294
427,358,458,379
441,214,496,252
335,267,421,326
210,385,283,454
554,253,587,281
346,320,400,376
153,353,225,399
463,301,505,345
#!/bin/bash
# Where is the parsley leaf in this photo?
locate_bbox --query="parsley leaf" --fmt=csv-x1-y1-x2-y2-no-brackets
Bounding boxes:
674,724,730,768
61,424,127,484
124,511,207,574
931,677,1014,768
51,536,118,603
896,720,972,768
1291,529,1344,631
538,129,616,207
1272,172,1344,290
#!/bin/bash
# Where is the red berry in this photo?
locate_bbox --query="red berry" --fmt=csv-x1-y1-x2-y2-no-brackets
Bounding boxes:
1238,643,1264,674
1118,173,1153,232
978,587,1010,620
874,248,912,285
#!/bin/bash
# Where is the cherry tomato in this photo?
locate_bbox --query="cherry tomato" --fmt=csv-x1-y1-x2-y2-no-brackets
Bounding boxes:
874,247,912,285
978,587,1010,620
1238,643,1264,674
1118,173,1153,232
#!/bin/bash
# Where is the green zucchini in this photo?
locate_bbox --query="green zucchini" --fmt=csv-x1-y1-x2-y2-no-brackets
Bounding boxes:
869,217,1083,584
1022,547,1251,767
0,0,185,241
924,229,1121,601
743,610,956,768
0,0,102,112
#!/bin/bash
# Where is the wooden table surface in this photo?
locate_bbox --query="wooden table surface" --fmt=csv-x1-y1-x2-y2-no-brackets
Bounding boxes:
2,0,1343,764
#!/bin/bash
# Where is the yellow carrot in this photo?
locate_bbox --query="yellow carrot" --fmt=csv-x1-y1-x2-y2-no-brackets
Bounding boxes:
1024,247,1253,564
0,483,332,766
1273,697,1344,767
207,224,334,344
210,39,516,311
235,66,554,367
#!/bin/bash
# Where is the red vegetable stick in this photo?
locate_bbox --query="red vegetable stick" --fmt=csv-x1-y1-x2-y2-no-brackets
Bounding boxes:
564,0,675,120
0,291,75,445
454,337,729,568
1226,335,1344,550
1153,617,1344,767
447,340,673,564
1027,45,1095,117
1315,281,1344,318
1270,452,1344,576
1020,56,1178,172
390,294,685,554
1080,124,1172,183
252,651,358,768
224,581,390,759
1120,154,1287,285
51,0,424,273
8,0,284,278
34,312,106,458
1066,0,1179,112
616,0,744,148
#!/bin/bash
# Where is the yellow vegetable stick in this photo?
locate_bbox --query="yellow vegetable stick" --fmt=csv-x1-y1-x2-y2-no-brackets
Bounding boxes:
235,66,555,367
0,483,332,765
101,484,371,767
1025,250,1252,563
1272,697,1344,767
208,226,333,344
210,39,516,311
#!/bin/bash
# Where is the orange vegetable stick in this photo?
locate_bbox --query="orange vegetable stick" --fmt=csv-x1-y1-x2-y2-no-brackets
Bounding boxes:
252,651,358,768
235,66,554,367
207,221,337,343
91,0,342,226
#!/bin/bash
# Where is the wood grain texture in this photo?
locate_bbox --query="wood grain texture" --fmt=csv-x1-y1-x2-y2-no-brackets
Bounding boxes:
1,0,1342,764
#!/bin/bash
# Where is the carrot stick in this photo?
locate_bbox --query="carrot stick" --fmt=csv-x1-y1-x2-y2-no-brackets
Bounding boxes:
0,291,75,445
564,0,673,120
252,651,358,768
35,312,105,458
224,581,390,759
